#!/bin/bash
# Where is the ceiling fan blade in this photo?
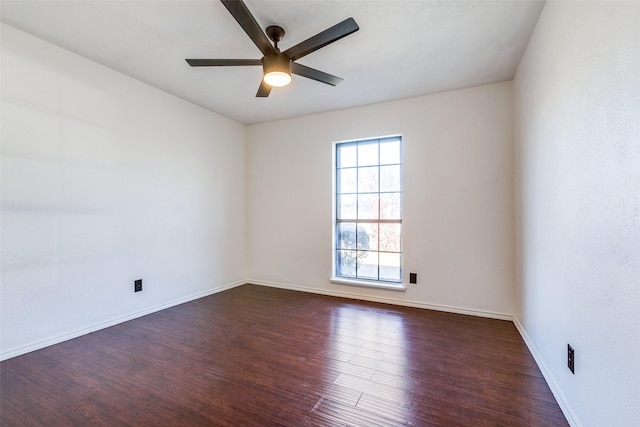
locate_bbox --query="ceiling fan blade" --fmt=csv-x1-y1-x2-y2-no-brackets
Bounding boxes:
291,62,343,86
256,80,272,97
283,17,359,62
220,0,276,56
186,59,262,67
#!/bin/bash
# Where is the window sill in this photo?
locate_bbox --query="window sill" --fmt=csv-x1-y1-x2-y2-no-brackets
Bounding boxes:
330,277,406,291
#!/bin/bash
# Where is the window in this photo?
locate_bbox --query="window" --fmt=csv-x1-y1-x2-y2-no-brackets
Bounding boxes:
334,136,402,285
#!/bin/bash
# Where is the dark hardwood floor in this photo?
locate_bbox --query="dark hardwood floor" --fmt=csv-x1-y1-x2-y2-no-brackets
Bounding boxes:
1,284,567,426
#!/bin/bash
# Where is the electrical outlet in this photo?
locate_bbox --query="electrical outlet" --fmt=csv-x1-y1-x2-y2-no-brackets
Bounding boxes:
567,344,575,374
409,273,417,284
134,279,142,293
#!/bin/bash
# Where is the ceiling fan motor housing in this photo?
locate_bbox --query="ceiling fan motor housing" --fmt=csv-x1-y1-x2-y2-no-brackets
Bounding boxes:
262,53,290,72
262,53,291,86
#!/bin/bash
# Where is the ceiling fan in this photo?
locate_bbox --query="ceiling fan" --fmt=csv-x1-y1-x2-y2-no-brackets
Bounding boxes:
186,0,359,97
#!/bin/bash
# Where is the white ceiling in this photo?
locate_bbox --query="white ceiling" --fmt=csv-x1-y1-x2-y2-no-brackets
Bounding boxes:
0,0,545,125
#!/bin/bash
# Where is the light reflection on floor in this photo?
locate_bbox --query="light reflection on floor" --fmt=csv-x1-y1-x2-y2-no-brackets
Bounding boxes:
313,304,412,425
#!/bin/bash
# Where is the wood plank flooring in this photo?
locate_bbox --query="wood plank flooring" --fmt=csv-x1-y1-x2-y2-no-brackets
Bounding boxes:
0,284,568,426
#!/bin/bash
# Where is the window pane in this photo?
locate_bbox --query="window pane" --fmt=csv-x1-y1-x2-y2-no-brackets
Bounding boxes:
356,223,378,251
358,194,379,219
336,223,357,249
337,168,357,194
337,142,357,168
380,138,401,165
337,194,357,220
380,193,401,219
335,137,402,283
337,250,356,277
380,165,400,192
357,251,378,280
379,252,401,282
357,166,378,193
358,141,378,166
379,223,401,252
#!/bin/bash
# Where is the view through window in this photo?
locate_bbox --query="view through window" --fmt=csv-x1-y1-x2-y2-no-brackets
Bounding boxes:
335,136,402,283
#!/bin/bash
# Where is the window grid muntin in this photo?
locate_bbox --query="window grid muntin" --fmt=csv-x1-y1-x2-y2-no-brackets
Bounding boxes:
335,136,402,283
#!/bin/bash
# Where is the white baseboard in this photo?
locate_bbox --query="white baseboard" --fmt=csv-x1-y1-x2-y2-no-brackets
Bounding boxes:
0,280,246,361
248,279,514,321
512,317,582,427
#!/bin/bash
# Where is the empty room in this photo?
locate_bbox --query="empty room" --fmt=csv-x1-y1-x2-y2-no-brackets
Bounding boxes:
1,0,638,426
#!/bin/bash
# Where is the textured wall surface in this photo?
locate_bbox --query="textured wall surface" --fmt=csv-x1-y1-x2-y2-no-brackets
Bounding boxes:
514,2,640,425
247,82,515,317
1,24,247,359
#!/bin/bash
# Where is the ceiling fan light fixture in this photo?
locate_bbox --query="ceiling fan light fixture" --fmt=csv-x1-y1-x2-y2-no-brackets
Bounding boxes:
262,53,291,87
264,71,291,87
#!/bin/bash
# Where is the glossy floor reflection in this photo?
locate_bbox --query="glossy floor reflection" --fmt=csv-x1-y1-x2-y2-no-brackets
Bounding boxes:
1,285,568,426
315,304,410,424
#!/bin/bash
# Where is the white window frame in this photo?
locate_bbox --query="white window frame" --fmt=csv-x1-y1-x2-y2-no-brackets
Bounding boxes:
331,135,404,291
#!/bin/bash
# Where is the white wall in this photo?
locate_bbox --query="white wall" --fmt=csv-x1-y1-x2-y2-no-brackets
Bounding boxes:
247,82,515,317
0,24,247,360
514,2,640,426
